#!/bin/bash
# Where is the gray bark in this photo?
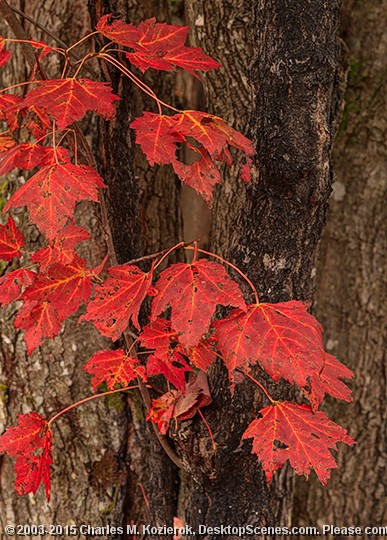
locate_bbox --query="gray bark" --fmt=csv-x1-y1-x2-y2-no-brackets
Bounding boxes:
294,0,387,528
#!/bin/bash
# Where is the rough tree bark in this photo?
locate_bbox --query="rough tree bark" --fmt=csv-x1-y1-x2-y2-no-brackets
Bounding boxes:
182,0,342,536
0,0,129,530
295,0,387,529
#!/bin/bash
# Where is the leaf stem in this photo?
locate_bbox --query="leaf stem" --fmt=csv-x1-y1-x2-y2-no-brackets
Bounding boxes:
4,38,64,56
66,31,99,53
198,409,216,451
48,384,140,426
242,371,276,403
0,80,39,93
153,241,185,271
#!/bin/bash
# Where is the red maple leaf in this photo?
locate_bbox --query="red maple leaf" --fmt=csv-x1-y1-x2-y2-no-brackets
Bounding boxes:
0,94,23,132
0,133,16,152
173,372,212,421
147,372,212,434
151,259,246,348
14,299,63,354
31,222,90,271
0,143,68,176
0,216,24,260
139,318,191,390
242,402,355,485
80,263,154,340
97,16,220,77
16,255,100,353
84,348,146,392
188,338,217,371
172,145,221,205
0,268,35,306
0,412,52,499
140,318,216,374
147,353,192,391
23,255,94,316
0,37,12,67
130,110,254,204
213,301,326,393
22,78,120,130
306,353,353,410
130,113,183,166
29,39,54,59
147,390,177,434
3,161,105,240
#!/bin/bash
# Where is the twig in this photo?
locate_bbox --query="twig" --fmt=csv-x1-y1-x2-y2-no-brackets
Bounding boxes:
8,5,69,49
0,0,39,73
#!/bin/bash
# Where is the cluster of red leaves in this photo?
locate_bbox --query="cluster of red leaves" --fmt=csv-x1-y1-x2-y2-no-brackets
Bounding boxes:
0,14,354,501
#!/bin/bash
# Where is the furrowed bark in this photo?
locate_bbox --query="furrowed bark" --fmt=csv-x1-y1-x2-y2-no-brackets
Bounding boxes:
295,0,387,528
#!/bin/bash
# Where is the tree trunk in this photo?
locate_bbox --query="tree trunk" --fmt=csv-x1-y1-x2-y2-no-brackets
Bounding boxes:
295,0,387,528
182,0,341,536
0,0,129,529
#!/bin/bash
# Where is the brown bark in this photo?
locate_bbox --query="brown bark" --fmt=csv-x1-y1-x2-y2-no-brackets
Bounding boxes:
181,1,341,536
295,0,387,528
0,1,129,530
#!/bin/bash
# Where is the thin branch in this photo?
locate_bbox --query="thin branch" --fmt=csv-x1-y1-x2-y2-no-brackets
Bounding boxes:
0,1,37,71
8,5,69,49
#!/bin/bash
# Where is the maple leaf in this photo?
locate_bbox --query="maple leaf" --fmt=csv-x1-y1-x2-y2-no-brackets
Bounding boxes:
0,37,12,67
173,371,212,421
147,353,192,391
171,111,254,157
29,40,54,59
188,338,217,371
97,16,220,77
306,353,353,411
0,94,23,132
151,259,246,348
147,372,212,434
130,113,183,166
80,263,154,340
139,319,191,390
23,254,94,316
213,301,326,392
0,143,68,176
16,255,99,353
0,216,24,260
147,390,177,434
0,133,16,152
22,78,120,130
0,268,35,306
172,145,221,204
242,402,355,485
131,110,254,204
0,412,52,499
31,222,90,271
84,348,146,392
3,161,105,240
14,299,63,354
140,318,216,374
